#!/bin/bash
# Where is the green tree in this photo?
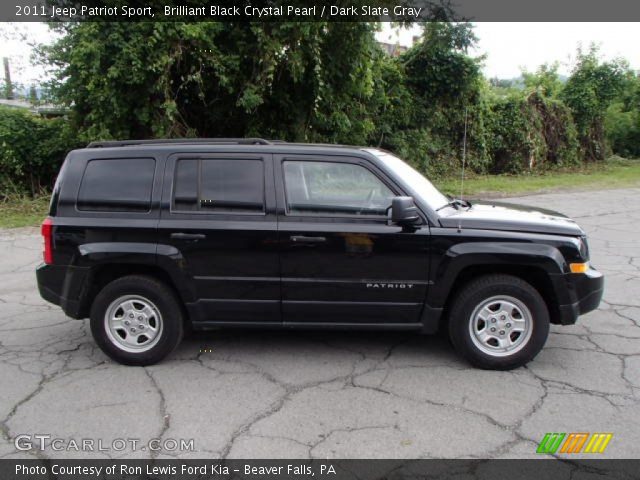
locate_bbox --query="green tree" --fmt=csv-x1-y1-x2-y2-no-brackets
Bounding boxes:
34,16,632,187
485,90,578,173
605,72,640,157
389,22,487,175
40,21,389,144
561,46,629,160
522,63,564,98
402,22,480,110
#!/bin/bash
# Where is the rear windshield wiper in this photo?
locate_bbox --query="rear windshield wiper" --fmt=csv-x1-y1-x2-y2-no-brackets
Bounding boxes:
436,198,472,212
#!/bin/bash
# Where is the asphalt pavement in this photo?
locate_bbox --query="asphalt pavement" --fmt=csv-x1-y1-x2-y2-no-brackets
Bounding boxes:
0,188,639,460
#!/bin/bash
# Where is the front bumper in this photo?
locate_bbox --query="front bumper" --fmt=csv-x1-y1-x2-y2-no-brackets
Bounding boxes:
556,266,604,325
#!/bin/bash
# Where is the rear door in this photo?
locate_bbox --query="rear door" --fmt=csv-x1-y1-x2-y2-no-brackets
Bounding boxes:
274,153,430,326
158,152,280,326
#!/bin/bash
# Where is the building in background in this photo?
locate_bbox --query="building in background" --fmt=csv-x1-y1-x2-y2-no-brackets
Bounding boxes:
377,35,420,57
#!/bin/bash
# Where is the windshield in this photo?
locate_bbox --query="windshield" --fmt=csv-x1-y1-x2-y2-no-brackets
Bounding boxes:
365,149,449,211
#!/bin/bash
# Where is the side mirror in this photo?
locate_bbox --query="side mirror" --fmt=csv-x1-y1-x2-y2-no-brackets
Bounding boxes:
391,196,421,226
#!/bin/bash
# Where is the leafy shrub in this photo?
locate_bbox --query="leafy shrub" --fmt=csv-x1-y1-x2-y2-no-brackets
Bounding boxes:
606,102,640,157
0,106,81,197
373,23,491,179
22,21,634,193
604,73,640,158
560,47,628,161
484,91,579,173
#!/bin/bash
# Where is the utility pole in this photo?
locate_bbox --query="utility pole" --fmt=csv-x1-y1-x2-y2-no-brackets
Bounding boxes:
3,57,14,99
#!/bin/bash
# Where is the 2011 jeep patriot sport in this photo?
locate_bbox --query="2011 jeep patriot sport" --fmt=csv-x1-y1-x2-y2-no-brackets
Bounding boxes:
36,138,604,369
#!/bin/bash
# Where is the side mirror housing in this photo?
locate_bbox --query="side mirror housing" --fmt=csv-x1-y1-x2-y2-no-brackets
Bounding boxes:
391,196,421,227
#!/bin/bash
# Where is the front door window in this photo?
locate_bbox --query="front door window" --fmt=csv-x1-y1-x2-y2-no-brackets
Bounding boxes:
283,161,394,217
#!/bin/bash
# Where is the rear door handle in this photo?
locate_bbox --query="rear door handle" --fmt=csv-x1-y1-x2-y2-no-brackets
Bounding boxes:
290,235,327,243
171,232,206,240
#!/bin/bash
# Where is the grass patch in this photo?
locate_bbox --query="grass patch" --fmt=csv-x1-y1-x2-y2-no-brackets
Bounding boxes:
435,157,640,198
1,158,639,228
0,193,50,228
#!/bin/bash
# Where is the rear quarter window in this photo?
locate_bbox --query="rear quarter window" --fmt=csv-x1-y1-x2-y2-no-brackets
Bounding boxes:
77,158,155,212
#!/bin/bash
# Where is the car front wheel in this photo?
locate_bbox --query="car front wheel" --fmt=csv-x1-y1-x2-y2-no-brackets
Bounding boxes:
448,274,550,370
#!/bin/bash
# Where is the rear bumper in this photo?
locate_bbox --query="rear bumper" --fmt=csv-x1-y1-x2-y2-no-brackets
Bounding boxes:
36,263,90,319
556,267,604,325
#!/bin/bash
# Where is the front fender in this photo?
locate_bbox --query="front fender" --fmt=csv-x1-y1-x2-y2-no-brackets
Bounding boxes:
427,241,566,308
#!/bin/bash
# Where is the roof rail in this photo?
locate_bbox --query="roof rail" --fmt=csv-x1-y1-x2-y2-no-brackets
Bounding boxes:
86,138,273,148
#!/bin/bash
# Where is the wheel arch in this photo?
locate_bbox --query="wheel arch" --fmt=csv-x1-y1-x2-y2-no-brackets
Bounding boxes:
79,263,190,323
427,241,567,332
440,265,561,328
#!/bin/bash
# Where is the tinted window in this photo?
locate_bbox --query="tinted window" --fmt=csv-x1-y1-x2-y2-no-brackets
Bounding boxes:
173,159,198,209
173,159,264,213
77,158,155,212
283,161,394,216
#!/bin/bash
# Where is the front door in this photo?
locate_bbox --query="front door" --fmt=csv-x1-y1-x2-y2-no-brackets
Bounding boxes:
158,152,280,326
275,154,430,326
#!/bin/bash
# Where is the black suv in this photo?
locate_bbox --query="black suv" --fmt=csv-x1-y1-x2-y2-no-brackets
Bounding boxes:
36,138,604,369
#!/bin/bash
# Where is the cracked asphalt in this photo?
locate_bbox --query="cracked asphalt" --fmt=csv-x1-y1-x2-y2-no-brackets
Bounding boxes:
0,187,639,460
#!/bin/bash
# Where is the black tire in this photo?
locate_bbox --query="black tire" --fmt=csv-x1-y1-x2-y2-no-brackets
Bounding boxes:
448,274,550,370
90,275,184,366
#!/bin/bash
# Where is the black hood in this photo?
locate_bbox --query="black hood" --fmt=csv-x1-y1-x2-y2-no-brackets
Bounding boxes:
438,201,584,236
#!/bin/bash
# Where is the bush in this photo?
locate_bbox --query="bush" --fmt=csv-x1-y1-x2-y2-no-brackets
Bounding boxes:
373,23,491,179
560,47,628,161
606,102,640,157
0,106,81,197
485,91,579,173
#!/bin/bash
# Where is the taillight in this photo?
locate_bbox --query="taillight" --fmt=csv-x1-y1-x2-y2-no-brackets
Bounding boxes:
41,217,53,264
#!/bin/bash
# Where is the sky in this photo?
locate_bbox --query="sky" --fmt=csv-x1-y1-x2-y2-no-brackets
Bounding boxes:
1,22,639,85
0,23,58,85
379,22,639,78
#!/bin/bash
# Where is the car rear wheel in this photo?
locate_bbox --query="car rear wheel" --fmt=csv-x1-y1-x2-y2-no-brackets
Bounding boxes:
90,275,184,366
448,274,550,370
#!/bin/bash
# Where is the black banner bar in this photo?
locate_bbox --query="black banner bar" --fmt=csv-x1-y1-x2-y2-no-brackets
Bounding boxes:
3,0,640,22
2,459,640,480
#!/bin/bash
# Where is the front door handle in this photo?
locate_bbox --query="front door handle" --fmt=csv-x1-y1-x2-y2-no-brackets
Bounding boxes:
171,232,206,240
290,235,327,244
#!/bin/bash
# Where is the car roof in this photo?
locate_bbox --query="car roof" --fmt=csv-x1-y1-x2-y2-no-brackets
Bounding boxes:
76,138,373,158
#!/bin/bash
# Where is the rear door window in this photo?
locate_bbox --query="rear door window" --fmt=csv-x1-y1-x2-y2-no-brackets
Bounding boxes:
172,158,265,213
77,158,155,212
